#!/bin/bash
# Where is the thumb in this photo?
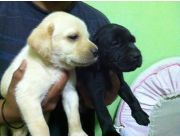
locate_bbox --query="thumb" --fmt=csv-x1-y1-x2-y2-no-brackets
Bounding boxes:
42,71,69,106
9,60,27,90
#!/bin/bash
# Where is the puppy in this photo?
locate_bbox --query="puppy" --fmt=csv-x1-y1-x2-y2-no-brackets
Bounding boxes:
78,24,150,135
0,12,98,136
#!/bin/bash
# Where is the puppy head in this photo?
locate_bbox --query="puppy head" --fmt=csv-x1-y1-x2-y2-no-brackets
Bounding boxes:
28,12,98,69
94,24,142,72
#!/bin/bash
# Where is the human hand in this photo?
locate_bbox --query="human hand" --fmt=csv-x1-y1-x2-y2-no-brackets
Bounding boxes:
3,60,27,122
42,70,69,112
3,60,69,123
77,70,120,108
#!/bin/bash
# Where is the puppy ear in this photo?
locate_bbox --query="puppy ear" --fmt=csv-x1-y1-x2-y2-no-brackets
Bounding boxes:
27,23,54,60
93,32,99,44
93,28,104,45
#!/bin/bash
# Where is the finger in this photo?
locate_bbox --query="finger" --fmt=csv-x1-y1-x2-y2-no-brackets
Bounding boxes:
41,72,69,107
52,72,69,91
19,59,27,71
10,60,27,89
46,72,69,100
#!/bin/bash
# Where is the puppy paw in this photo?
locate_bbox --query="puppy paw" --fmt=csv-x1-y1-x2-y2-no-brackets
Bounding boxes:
103,128,120,136
69,130,88,136
132,110,150,126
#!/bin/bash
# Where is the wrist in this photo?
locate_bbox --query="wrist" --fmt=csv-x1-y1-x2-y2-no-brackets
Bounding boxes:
0,100,4,123
2,99,21,123
1,99,24,129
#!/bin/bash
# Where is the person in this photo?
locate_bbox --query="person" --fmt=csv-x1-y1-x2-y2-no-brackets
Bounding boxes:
0,1,120,135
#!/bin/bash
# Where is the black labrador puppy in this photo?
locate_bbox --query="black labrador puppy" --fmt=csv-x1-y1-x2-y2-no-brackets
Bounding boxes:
77,24,149,136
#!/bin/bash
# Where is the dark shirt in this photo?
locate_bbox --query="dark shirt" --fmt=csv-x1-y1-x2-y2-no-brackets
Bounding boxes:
0,1,109,135
0,1,109,79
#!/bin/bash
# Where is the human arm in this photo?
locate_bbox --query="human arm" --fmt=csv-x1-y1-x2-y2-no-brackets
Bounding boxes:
0,60,27,123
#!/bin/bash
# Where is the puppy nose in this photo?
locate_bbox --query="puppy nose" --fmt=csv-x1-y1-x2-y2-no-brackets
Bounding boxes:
91,48,98,58
132,53,141,61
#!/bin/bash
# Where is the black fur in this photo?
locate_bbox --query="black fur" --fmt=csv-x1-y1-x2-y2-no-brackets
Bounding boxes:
77,24,149,136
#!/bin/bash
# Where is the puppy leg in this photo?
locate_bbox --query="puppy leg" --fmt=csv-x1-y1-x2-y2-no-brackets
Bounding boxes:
80,106,95,136
84,71,119,136
118,72,150,126
89,90,119,136
16,98,49,136
62,83,87,136
11,125,28,136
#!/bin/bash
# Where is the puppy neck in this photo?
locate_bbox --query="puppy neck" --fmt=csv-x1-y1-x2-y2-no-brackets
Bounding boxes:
26,45,74,71
52,60,75,71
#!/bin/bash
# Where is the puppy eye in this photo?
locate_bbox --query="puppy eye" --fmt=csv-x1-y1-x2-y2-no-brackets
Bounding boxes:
112,40,119,45
130,36,136,42
67,34,79,41
112,40,121,48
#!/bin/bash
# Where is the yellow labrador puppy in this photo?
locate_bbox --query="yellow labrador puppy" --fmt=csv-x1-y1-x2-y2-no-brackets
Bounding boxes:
0,12,98,136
